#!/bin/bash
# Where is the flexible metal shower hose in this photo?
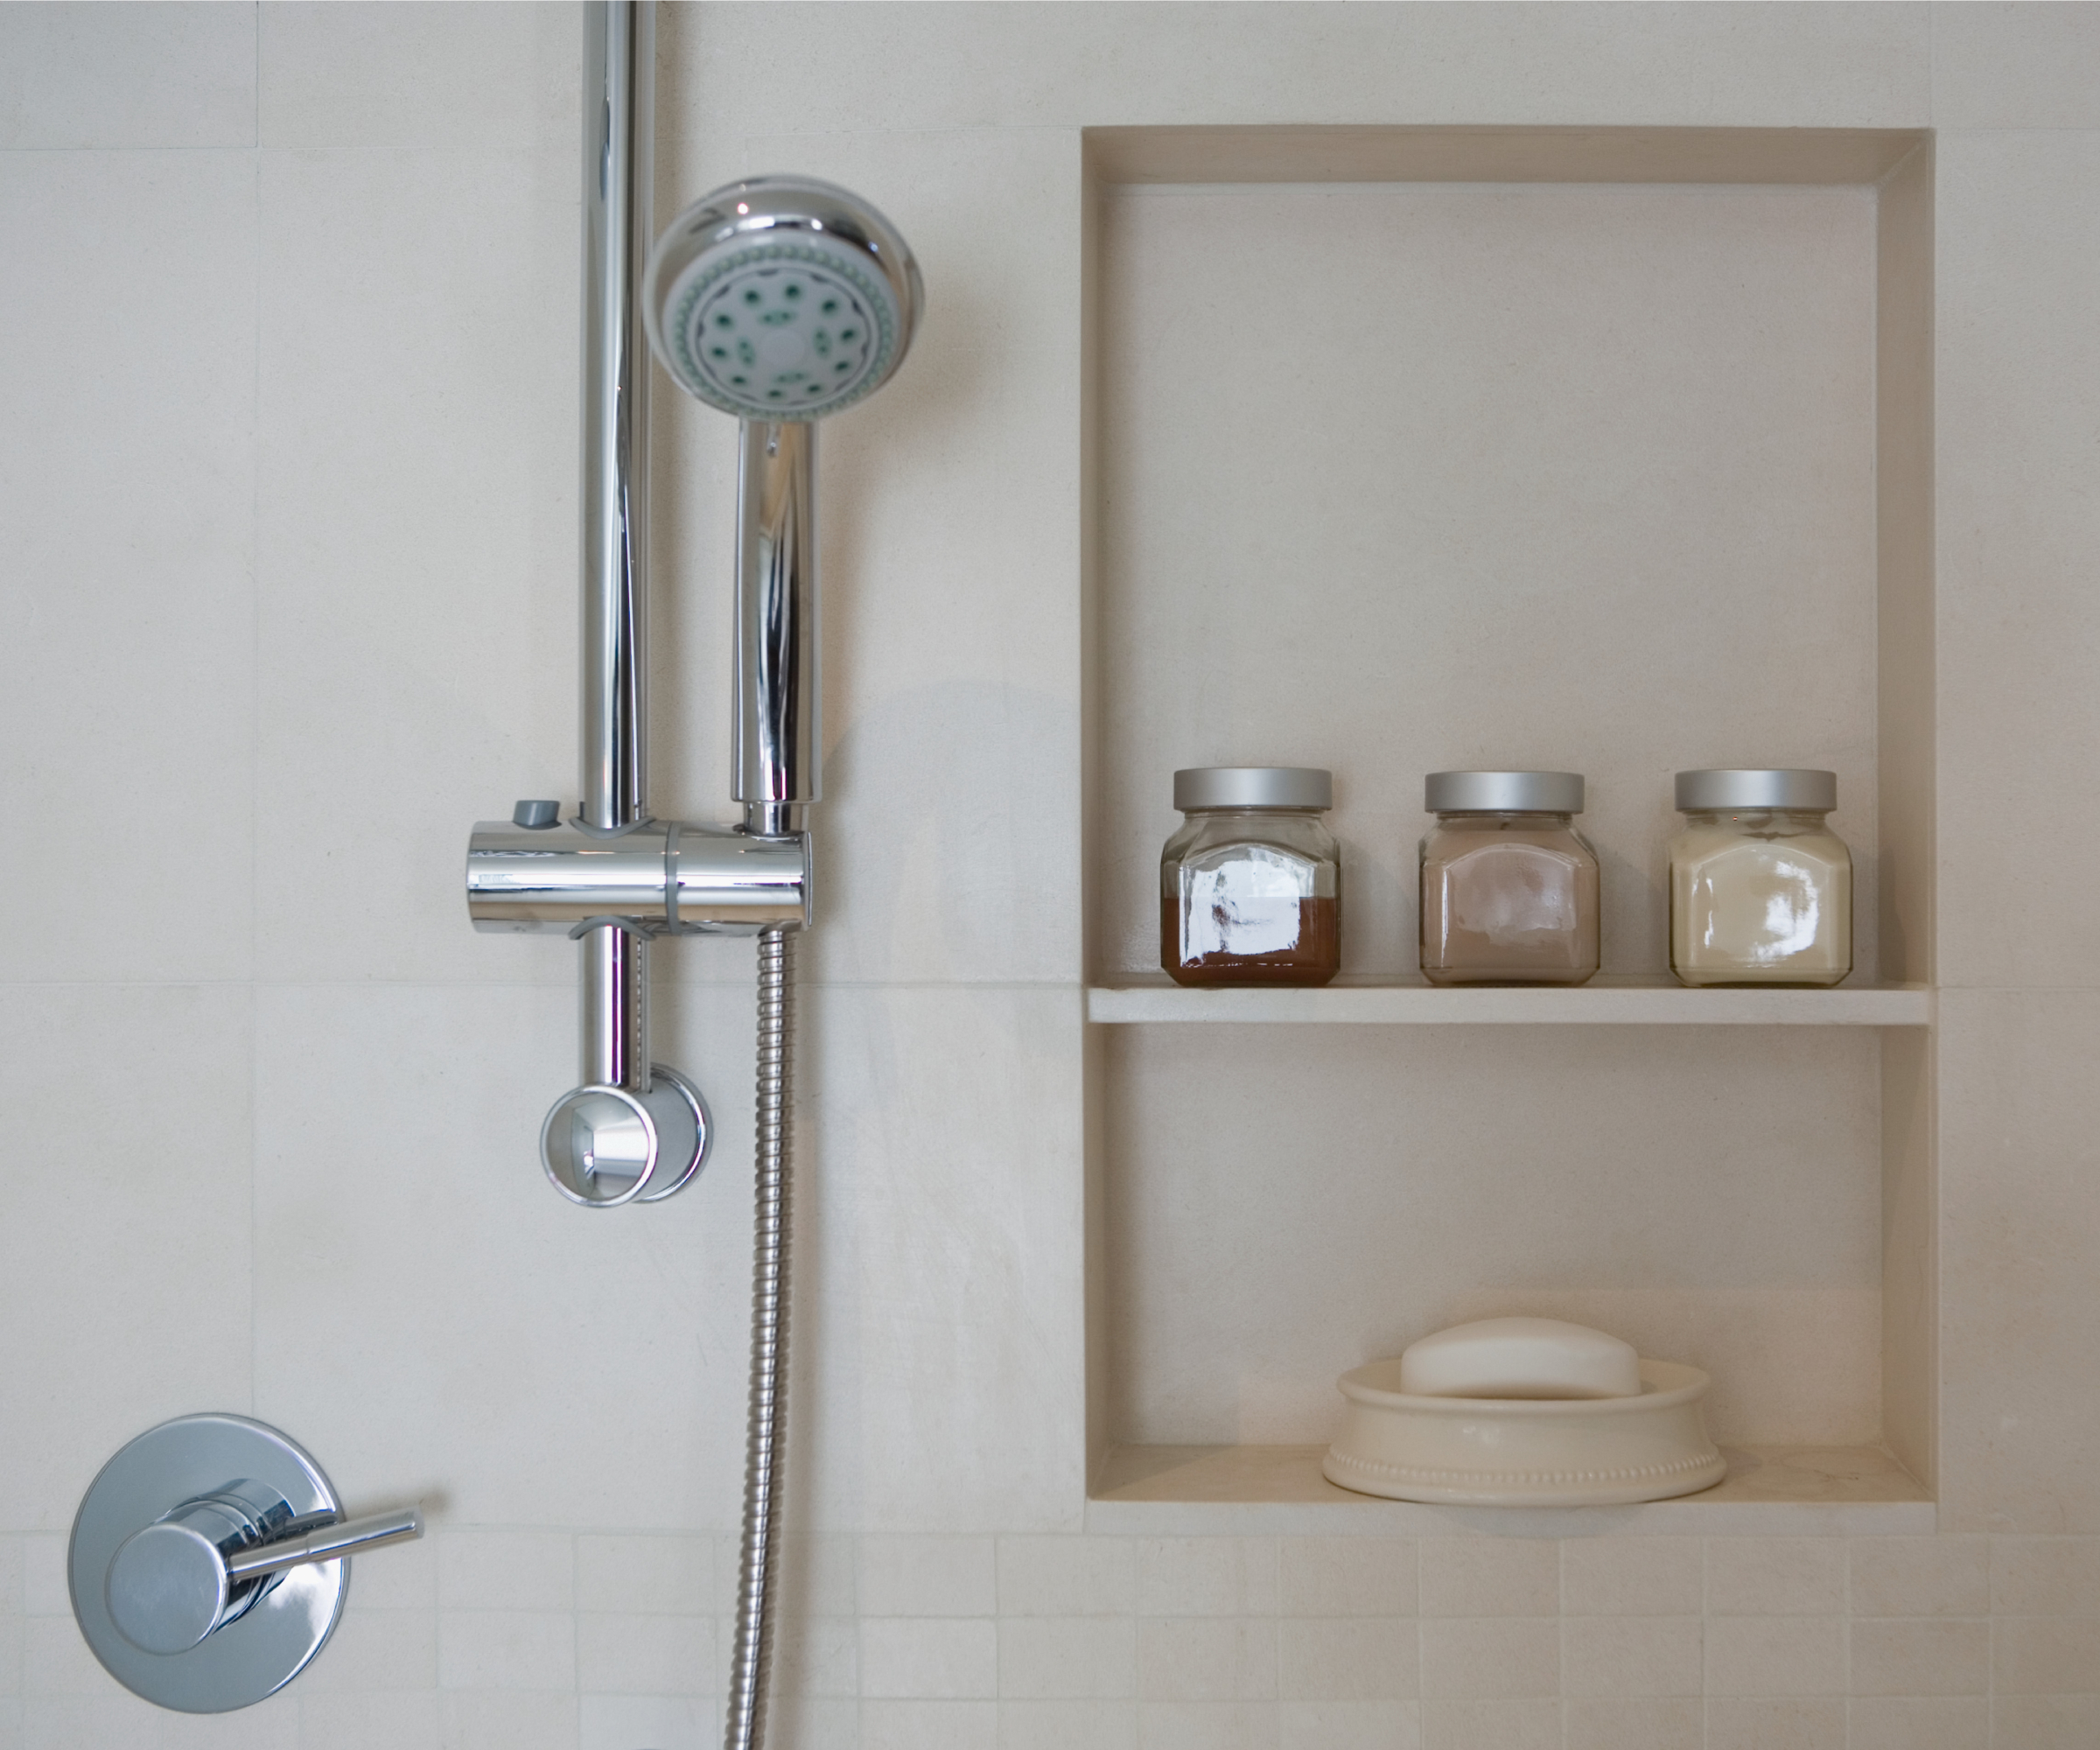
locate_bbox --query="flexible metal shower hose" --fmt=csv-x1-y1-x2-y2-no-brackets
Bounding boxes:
725,927,794,1750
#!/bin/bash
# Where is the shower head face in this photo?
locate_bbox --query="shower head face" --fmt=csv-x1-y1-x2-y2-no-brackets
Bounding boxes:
645,175,921,422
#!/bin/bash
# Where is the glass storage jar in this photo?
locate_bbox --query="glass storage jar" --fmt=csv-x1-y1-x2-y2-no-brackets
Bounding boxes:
1670,768,1852,986
1419,771,1599,986
1160,767,1340,986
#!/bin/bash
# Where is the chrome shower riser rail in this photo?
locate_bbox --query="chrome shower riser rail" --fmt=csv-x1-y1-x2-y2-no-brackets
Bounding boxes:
580,0,653,1102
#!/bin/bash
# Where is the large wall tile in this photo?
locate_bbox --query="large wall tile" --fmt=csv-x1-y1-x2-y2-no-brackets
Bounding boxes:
668,4,1930,148
0,151,256,982
0,4,253,148
1933,4,2100,128
1939,990,2100,1531
0,985,253,1530
255,146,578,985
1936,132,2100,988
261,3,574,151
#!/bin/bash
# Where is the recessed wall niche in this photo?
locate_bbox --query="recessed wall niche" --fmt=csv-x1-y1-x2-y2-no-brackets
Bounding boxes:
1079,127,1935,1516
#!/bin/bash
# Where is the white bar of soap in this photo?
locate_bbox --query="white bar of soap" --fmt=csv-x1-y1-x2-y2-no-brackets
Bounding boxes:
1397,1317,1642,1400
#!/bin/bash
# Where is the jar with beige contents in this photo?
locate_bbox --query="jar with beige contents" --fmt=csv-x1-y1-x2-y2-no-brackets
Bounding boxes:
1669,768,1852,987
1418,771,1600,986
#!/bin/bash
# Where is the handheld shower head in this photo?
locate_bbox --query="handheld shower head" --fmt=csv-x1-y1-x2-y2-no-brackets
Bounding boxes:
644,175,921,421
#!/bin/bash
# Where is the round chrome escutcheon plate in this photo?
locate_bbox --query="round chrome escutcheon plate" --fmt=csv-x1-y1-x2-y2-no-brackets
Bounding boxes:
69,1414,347,1712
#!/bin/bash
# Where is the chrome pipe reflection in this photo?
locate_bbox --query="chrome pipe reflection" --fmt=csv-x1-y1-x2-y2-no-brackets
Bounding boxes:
581,0,654,1098
223,1508,424,1585
736,421,817,837
582,926,645,1091
582,0,651,835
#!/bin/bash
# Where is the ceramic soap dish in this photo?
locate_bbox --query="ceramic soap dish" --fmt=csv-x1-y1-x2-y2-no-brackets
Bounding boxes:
1322,1318,1727,1508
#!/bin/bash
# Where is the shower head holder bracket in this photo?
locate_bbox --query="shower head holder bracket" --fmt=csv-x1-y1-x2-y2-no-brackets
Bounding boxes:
466,815,808,937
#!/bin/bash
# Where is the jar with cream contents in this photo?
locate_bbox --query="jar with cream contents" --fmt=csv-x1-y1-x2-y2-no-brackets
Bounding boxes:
1670,769,1852,986
1160,766,1340,986
1419,771,1600,986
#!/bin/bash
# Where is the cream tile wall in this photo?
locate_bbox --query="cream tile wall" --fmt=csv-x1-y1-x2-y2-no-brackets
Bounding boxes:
3,4,2098,1748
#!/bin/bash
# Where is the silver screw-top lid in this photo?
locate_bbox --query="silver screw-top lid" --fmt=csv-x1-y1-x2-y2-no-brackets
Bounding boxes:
1675,768,1838,811
1173,766,1333,811
1424,770,1585,814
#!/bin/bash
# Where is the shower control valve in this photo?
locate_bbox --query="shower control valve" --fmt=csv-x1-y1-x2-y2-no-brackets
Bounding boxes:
71,1414,425,1714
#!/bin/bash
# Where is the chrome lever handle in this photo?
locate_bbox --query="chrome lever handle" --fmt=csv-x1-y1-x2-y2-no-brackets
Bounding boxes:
224,1506,423,1583
105,1495,425,1657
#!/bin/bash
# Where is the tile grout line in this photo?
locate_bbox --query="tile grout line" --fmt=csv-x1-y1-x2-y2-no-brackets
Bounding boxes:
1700,1536,1712,1750
1842,1537,1853,1750
1985,1536,1997,1750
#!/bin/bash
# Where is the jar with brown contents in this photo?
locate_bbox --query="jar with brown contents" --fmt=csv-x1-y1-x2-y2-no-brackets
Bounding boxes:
1419,770,1599,986
1160,767,1340,986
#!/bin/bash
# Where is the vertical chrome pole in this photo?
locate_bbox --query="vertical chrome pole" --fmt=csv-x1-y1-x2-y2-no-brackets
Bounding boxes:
581,0,654,1093
734,421,818,839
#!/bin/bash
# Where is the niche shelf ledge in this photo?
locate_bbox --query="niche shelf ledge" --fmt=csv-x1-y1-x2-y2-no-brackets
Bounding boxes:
1085,978,1932,1026
1087,1443,1933,1536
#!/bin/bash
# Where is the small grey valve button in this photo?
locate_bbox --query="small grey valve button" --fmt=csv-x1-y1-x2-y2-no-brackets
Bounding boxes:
513,799,562,829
